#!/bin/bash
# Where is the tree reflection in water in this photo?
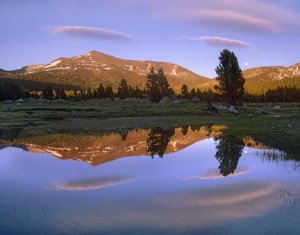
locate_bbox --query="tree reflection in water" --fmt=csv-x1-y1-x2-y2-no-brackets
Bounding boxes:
146,127,175,158
214,133,245,176
119,131,129,141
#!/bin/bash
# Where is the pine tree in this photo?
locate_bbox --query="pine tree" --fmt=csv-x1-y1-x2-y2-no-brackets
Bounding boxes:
191,88,196,98
97,83,106,98
117,79,129,99
215,49,245,104
105,85,114,98
157,68,170,96
60,87,68,99
181,84,189,99
87,87,92,99
146,67,171,102
42,86,55,99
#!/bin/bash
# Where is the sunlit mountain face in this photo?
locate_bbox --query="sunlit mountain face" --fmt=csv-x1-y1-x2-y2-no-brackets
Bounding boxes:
1,50,299,94
0,50,211,92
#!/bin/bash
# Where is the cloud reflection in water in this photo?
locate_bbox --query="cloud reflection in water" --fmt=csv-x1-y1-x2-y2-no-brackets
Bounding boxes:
185,167,251,180
49,176,132,191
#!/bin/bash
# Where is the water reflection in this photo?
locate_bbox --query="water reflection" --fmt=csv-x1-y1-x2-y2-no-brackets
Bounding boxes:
1,129,300,234
214,133,245,176
189,167,251,180
0,125,225,165
119,131,129,141
0,125,298,176
49,176,132,191
146,127,175,158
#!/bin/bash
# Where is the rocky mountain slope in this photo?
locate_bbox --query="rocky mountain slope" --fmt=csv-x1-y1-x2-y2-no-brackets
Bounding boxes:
1,50,299,93
244,63,300,94
0,50,211,92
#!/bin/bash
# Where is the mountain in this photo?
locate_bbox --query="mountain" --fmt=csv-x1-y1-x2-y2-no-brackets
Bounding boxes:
244,63,300,94
0,50,211,92
244,63,300,81
1,50,299,93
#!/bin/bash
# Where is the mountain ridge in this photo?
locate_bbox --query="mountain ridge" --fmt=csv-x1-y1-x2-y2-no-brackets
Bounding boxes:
0,50,212,92
0,50,299,93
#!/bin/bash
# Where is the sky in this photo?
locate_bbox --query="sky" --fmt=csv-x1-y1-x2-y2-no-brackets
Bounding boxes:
0,0,300,77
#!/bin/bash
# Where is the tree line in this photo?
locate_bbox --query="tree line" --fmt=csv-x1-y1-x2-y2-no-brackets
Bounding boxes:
2,78,300,103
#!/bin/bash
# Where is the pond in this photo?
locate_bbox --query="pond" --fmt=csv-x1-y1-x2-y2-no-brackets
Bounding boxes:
0,126,300,235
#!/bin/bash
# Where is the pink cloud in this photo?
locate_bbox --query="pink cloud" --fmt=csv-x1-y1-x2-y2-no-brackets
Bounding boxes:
46,25,134,41
121,0,300,33
183,35,253,48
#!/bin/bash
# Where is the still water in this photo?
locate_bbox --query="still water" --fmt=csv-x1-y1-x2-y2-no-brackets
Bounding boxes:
0,126,299,235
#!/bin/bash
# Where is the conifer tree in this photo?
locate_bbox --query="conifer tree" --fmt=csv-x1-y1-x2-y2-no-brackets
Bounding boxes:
146,67,171,102
117,79,129,99
97,83,106,98
215,49,245,104
181,84,189,98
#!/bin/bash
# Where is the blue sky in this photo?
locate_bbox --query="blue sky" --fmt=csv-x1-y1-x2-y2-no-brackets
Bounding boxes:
0,0,300,77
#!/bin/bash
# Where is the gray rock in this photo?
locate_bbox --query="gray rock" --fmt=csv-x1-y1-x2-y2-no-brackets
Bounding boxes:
273,105,280,110
159,96,172,104
192,96,200,102
25,97,38,102
208,103,228,114
15,98,24,103
228,105,239,114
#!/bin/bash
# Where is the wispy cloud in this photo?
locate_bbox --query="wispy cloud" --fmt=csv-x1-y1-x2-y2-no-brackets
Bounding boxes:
183,36,253,48
122,0,300,33
46,25,134,41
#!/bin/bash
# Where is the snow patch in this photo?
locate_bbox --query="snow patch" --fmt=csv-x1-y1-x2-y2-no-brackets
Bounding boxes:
124,65,133,71
44,60,61,68
170,65,177,76
146,63,151,72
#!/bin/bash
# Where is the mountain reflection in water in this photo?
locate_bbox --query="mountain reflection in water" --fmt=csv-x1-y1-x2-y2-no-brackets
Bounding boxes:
1,126,300,235
0,125,289,176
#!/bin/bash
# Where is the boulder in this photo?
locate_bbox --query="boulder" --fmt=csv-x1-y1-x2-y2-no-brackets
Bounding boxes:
25,97,38,102
228,105,239,114
159,96,172,104
15,98,24,103
192,96,200,102
208,103,228,114
273,105,280,110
